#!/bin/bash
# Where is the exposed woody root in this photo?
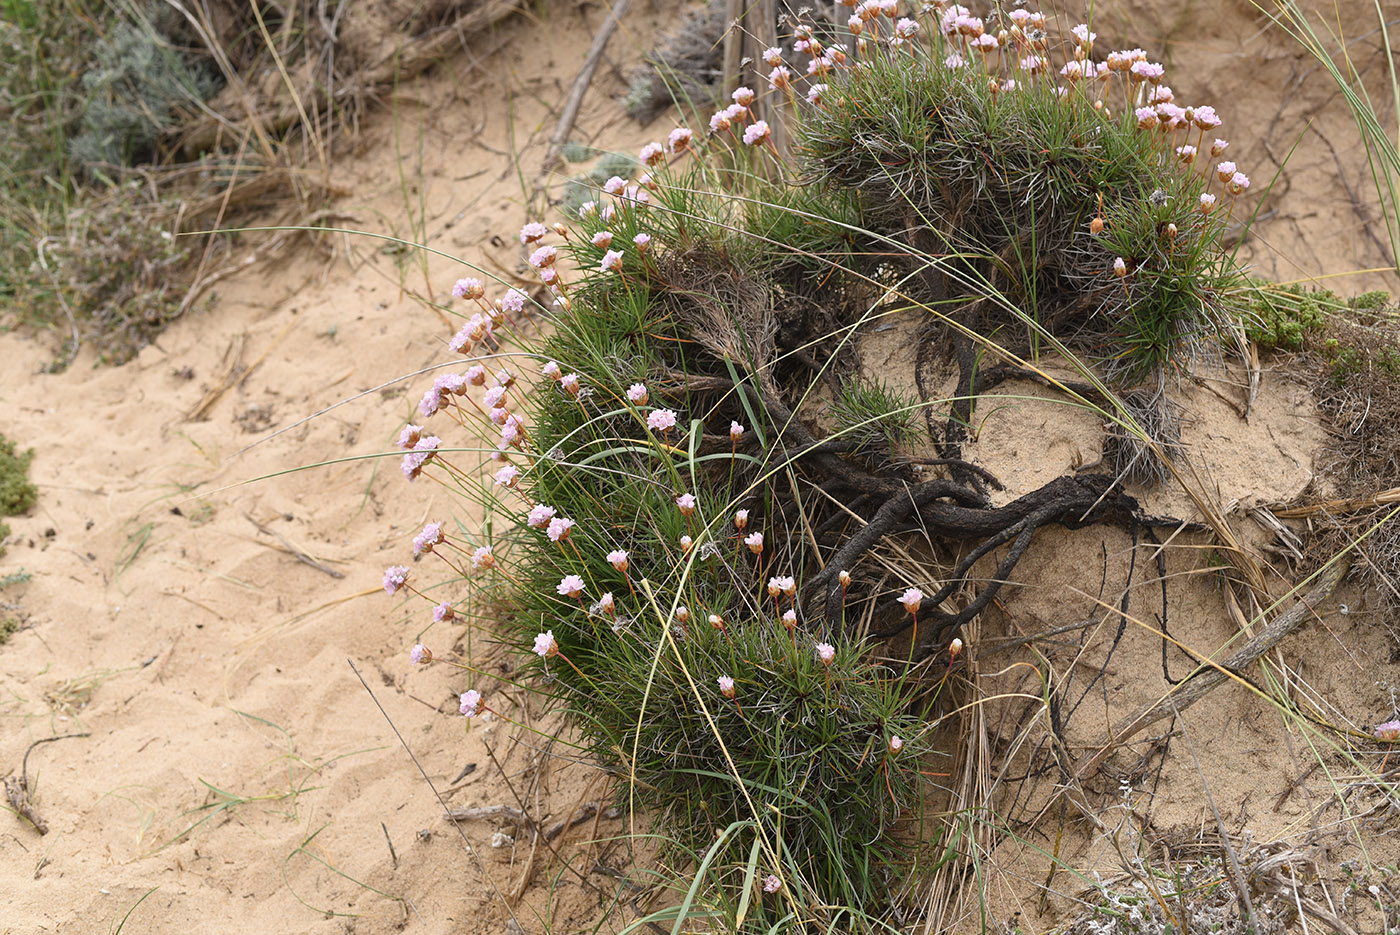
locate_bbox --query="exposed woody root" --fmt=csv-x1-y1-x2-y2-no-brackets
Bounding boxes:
688,381,1157,664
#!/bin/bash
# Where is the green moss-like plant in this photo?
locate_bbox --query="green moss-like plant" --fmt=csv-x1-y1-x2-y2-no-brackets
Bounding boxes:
0,435,37,517
1244,281,1335,350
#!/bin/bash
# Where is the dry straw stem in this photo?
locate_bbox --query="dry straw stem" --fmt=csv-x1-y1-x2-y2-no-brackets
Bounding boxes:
171,0,524,156
1031,556,1348,830
1272,486,1400,518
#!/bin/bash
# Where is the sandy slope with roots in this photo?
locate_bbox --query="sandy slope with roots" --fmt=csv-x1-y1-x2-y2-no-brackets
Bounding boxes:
0,0,1398,933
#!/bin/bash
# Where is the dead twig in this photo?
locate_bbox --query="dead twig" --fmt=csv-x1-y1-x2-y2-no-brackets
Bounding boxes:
6,733,91,835
444,803,528,825
533,0,632,195
244,512,345,579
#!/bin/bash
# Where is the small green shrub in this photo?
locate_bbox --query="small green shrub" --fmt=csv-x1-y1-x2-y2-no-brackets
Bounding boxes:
0,434,36,517
69,14,221,173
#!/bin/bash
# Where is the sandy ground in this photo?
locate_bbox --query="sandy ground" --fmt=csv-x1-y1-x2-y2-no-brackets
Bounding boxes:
1,0,1399,933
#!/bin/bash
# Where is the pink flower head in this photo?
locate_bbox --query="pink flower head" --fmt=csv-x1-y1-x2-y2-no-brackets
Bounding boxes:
762,46,783,67
547,517,575,542
768,575,795,597
838,569,851,588
734,509,749,530
483,385,507,410
447,323,473,354
413,521,444,556
674,605,690,624
1228,171,1250,195
557,575,584,600
435,372,467,397
633,232,651,252
807,83,827,105
1193,105,1222,129
744,531,764,554
762,874,781,894
815,642,836,666
895,17,918,38
848,15,863,34
1199,193,1217,215
596,591,615,615
768,66,792,90
1211,138,1229,157
465,364,487,386
728,421,745,443
742,120,772,146
1134,106,1159,130
647,409,678,433
709,110,732,133
1113,257,1128,278
383,565,410,595
781,608,797,629
675,493,697,516
578,201,598,218
608,549,629,572
409,643,432,665
1176,144,1197,164
723,102,746,121
1216,160,1238,182
899,587,923,614
495,464,519,488
418,387,444,418
592,230,614,249
1129,60,1165,82
397,424,423,450
680,534,693,553
433,602,455,623
888,735,903,754
626,383,649,405
639,142,665,166
401,435,440,480
452,277,485,299
1374,719,1400,741
528,504,558,529
520,222,549,245
489,407,509,426
600,249,625,273
717,675,736,698
460,689,482,716
501,289,527,315
471,545,495,570
533,630,559,658
541,360,561,382
667,127,693,153
1071,23,1095,45
732,86,755,107
529,245,557,269
560,373,581,396
602,176,627,196
500,419,522,449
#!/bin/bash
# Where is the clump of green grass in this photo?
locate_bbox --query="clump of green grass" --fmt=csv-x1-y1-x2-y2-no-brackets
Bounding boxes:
832,376,925,455
382,6,1295,930
800,40,1250,387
